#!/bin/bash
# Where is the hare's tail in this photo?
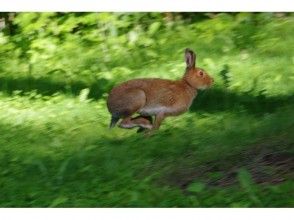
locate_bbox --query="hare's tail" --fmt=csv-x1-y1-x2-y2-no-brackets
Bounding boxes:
109,115,120,128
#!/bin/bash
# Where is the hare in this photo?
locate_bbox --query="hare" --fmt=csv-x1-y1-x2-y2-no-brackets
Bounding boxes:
107,48,214,134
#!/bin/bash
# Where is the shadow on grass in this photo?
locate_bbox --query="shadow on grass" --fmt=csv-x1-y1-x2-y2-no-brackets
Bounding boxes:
0,76,110,100
191,87,294,115
0,75,293,116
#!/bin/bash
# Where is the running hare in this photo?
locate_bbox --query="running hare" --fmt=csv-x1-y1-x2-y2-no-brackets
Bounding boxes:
107,48,214,134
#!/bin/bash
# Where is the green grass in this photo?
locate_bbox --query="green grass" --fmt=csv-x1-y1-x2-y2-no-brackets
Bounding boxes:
0,90,293,207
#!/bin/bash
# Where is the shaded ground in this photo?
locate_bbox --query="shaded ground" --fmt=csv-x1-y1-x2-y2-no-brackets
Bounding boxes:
164,133,294,191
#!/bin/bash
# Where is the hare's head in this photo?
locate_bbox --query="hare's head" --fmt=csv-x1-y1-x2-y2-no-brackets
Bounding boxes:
183,48,214,90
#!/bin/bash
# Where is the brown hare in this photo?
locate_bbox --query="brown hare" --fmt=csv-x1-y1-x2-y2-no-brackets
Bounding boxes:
107,48,214,134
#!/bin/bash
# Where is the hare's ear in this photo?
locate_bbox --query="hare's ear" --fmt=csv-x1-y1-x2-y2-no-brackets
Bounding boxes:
185,48,196,69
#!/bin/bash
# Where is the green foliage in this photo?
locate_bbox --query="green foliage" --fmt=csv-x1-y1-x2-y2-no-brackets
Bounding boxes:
238,168,262,206
0,12,293,207
187,182,206,193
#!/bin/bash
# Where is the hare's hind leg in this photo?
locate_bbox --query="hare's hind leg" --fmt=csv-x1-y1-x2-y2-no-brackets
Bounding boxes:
113,88,146,129
119,117,135,129
119,115,153,130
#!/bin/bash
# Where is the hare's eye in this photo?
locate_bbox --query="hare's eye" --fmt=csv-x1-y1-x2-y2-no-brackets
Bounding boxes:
199,71,204,77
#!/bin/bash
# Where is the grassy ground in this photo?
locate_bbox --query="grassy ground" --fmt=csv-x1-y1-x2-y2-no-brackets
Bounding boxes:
0,13,293,207
0,88,293,207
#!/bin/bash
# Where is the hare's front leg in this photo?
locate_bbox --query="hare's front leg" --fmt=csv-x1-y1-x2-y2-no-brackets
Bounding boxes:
144,113,165,136
153,113,165,130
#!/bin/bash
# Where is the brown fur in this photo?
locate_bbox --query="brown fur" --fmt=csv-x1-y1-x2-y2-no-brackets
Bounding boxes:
107,48,214,133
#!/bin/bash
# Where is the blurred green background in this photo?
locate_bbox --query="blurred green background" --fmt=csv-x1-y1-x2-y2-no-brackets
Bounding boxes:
0,12,293,207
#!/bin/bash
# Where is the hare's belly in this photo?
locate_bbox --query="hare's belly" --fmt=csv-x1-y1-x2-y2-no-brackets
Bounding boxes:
139,106,170,115
138,105,186,116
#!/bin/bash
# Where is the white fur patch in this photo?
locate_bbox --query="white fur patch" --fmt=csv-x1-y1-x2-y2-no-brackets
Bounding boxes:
139,123,152,129
139,106,174,115
119,121,152,129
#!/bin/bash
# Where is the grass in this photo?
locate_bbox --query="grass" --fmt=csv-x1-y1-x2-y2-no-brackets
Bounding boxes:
0,89,293,207
0,13,293,207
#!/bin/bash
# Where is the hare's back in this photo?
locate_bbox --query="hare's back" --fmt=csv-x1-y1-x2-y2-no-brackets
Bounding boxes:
120,78,174,89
